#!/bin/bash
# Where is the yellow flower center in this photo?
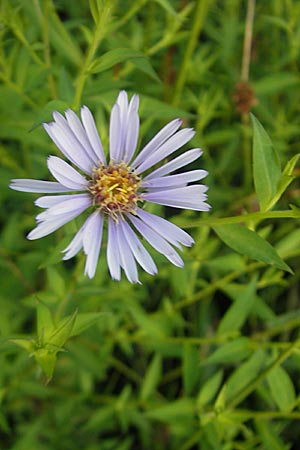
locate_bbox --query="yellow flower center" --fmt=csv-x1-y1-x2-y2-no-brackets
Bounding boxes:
89,162,141,217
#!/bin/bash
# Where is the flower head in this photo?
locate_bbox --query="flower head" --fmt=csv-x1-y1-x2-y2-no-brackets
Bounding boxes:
10,91,210,283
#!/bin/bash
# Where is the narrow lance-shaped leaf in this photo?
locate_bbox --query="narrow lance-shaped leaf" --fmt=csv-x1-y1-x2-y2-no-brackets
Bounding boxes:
34,348,57,381
266,365,295,412
37,301,54,343
70,312,107,338
226,349,266,401
88,48,160,83
217,277,257,336
140,354,162,402
256,420,287,450
251,114,281,211
197,370,223,408
201,337,252,366
183,343,200,396
48,310,77,348
10,338,35,353
214,224,292,273
268,153,300,210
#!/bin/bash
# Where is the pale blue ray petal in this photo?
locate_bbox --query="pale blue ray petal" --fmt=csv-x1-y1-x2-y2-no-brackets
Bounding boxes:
116,220,140,283
142,170,208,189
81,106,106,164
62,222,86,260
43,123,79,168
27,208,86,240
136,128,195,174
124,110,139,163
83,211,104,278
116,90,128,116
65,109,100,165
47,156,88,190
9,179,74,193
142,185,210,211
144,148,202,180
46,121,94,175
129,215,184,267
35,194,85,208
109,103,122,162
120,219,157,275
36,195,91,221
106,217,121,281
131,118,182,169
136,207,194,248
116,91,129,160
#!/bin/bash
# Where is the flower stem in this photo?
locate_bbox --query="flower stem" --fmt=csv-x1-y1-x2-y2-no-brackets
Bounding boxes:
241,0,256,189
73,2,112,110
241,0,256,83
172,0,211,106
180,209,300,229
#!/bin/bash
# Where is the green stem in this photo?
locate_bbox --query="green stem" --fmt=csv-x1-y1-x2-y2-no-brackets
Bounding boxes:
42,0,57,98
178,209,300,229
172,0,211,106
228,337,300,409
231,409,300,420
73,3,112,110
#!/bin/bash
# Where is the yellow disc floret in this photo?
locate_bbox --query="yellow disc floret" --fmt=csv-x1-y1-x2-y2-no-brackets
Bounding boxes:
89,162,141,218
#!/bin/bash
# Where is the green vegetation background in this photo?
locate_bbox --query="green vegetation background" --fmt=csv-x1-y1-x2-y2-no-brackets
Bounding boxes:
1,1,300,449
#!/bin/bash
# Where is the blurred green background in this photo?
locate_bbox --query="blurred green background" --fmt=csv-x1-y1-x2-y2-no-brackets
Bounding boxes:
1,1,300,449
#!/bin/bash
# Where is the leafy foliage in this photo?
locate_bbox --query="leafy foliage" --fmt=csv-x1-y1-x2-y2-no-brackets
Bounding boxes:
1,0,300,449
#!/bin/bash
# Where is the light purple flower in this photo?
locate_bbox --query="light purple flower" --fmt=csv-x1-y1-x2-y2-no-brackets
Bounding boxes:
10,91,210,283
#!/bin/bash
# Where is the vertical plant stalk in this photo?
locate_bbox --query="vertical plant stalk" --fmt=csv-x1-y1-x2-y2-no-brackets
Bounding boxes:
42,0,57,99
172,0,211,106
241,0,256,189
73,3,112,110
241,0,256,82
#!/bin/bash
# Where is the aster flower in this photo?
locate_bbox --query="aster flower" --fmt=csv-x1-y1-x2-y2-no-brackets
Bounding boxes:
10,91,210,283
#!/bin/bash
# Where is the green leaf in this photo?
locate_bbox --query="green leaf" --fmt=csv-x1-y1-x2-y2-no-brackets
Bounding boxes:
217,278,257,336
10,338,35,353
141,96,194,119
30,100,69,131
59,66,75,104
46,266,66,299
256,420,287,450
34,348,57,380
254,73,299,95
276,228,300,258
83,405,116,431
48,13,82,67
266,365,296,412
127,302,166,338
146,398,195,423
89,0,99,23
197,370,223,408
226,349,266,400
37,302,54,342
251,114,281,211
182,343,200,396
268,153,300,210
129,56,161,82
153,0,178,17
140,354,162,402
214,224,292,273
70,312,107,337
201,337,252,366
48,310,77,348
89,48,159,82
